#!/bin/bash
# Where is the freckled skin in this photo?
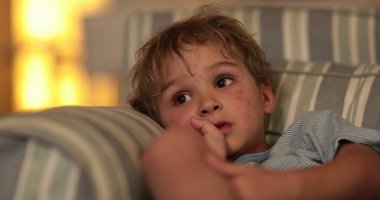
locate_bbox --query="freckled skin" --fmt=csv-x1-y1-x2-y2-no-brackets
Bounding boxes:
157,43,275,158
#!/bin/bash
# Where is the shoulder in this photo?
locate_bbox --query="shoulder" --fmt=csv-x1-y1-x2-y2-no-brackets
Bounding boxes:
264,110,348,169
286,110,351,135
293,110,343,126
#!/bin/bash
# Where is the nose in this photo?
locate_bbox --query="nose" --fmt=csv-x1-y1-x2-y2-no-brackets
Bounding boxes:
199,100,222,116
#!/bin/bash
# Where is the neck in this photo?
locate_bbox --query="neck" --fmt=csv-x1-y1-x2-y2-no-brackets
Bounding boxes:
227,139,270,161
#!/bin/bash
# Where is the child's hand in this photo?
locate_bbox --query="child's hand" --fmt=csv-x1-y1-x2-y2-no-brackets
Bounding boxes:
206,153,297,200
190,117,227,159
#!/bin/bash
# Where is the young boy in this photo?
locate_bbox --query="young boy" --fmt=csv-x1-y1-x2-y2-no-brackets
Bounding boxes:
128,9,380,200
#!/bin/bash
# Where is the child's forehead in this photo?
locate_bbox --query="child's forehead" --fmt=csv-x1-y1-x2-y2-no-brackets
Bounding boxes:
162,43,229,74
164,42,231,66
159,43,246,87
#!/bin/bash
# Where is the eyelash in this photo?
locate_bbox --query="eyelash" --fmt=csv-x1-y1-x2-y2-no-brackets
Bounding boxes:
215,74,234,88
172,92,191,105
171,74,234,106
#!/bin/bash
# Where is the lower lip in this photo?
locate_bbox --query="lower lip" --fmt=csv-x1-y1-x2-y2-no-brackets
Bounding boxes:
218,124,232,135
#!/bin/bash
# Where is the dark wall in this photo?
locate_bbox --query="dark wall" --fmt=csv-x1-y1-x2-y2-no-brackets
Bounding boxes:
0,0,12,115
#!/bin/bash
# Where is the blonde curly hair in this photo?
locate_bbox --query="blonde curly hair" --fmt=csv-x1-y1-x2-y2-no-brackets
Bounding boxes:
127,9,271,125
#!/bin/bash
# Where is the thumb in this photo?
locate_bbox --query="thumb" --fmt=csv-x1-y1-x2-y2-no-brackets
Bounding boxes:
190,117,219,135
191,117,227,159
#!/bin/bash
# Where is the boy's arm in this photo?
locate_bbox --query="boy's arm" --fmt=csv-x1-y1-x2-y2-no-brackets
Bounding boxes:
141,126,237,200
294,142,380,200
208,142,380,200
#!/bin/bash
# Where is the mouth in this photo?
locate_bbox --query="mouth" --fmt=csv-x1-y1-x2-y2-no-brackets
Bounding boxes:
214,121,232,134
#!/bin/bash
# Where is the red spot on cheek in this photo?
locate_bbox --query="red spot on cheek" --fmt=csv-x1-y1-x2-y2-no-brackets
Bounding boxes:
173,120,180,126
235,92,251,106
235,92,243,101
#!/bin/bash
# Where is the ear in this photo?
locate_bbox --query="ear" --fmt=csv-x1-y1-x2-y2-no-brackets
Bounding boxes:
260,81,276,114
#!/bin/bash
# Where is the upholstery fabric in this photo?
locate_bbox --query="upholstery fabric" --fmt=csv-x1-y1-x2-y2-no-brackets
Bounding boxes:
0,106,162,200
125,6,380,69
266,59,380,143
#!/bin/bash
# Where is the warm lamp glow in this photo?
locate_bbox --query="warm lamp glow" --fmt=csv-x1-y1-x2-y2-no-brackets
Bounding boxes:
12,0,117,112
25,1,63,40
13,51,55,110
13,0,64,41
91,73,119,106
58,63,91,105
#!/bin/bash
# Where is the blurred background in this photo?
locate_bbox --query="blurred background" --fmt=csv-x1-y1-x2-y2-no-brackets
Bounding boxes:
1,0,117,116
1,0,378,116
0,0,234,116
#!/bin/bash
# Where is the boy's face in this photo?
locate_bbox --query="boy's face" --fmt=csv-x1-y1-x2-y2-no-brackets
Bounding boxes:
157,43,275,157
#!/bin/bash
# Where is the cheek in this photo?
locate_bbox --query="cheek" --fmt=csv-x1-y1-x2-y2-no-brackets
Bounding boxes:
231,91,258,119
161,110,190,127
172,117,186,126
233,91,252,108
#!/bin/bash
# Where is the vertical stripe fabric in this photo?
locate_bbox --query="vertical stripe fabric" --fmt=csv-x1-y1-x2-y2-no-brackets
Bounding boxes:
332,10,350,64
269,60,380,136
343,65,380,126
126,12,143,69
282,9,309,61
11,139,83,200
362,73,380,130
376,12,380,63
309,10,333,62
260,7,284,59
0,136,27,200
125,6,379,70
0,106,162,200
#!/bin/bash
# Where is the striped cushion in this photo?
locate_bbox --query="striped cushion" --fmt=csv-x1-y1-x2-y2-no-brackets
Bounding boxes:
266,59,380,141
0,70,378,199
0,106,162,200
125,6,380,69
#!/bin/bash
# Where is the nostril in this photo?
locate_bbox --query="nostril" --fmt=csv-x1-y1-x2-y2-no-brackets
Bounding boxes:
213,105,219,110
200,103,220,115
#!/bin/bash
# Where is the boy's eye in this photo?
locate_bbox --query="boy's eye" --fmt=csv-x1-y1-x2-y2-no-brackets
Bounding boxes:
215,76,233,88
173,93,191,105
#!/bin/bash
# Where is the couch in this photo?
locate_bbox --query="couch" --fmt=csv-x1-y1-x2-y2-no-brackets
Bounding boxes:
0,3,379,200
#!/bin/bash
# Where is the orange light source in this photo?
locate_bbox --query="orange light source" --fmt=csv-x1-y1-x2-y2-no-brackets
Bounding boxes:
58,62,91,106
13,50,55,111
12,0,116,112
91,72,120,106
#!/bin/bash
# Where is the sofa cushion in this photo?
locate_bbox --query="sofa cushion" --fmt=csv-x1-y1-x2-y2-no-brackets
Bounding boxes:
0,65,378,199
266,59,380,143
0,106,162,200
125,6,380,69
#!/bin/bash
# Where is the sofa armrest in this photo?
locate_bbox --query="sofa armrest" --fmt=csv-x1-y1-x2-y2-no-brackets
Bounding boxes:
0,106,162,200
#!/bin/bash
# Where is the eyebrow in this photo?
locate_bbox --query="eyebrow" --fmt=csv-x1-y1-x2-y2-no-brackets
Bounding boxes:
162,60,239,92
208,60,238,71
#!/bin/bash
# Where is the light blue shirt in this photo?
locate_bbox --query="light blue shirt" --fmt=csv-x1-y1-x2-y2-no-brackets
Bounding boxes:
235,110,380,170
